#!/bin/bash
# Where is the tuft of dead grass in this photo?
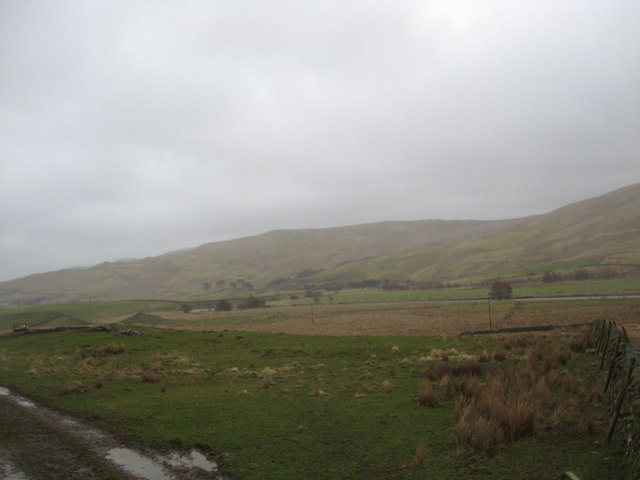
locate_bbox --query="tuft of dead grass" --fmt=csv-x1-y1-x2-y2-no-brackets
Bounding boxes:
417,383,440,407
454,365,546,454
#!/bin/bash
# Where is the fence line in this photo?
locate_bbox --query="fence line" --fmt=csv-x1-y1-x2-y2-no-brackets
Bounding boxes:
591,319,640,478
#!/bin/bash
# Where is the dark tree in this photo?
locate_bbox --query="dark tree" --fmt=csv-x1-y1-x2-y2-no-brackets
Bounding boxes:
215,299,232,311
239,295,266,309
202,282,212,294
489,280,513,300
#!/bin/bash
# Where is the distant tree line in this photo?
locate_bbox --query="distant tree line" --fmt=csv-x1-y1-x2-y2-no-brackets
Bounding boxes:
542,267,619,283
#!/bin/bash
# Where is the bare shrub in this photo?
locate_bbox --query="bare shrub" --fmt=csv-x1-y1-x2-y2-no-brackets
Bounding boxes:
417,383,440,407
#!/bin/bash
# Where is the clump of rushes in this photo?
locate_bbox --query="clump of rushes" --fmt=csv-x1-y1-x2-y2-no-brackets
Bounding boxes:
527,341,571,374
422,363,451,381
417,383,440,407
258,367,277,390
454,366,546,454
140,363,162,383
455,399,504,456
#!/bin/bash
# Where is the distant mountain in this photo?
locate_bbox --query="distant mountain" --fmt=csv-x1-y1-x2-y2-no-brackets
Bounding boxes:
1,184,639,305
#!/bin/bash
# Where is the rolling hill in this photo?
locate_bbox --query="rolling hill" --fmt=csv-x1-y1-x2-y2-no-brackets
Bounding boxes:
1,183,639,305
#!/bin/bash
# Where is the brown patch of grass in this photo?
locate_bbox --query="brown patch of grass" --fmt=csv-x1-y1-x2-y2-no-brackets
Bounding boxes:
454,365,546,454
503,336,535,351
140,362,163,383
101,343,126,355
380,380,396,393
527,342,571,374
79,356,105,369
552,399,578,425
452,362,483,377
141,369,162,383
441,375,481,400
587,386,604,405
421,363,451,381
309,389,329,397
455,399,505,456
417,383,440,407
576,409,601,434
492,350,507,362
59,381,88,395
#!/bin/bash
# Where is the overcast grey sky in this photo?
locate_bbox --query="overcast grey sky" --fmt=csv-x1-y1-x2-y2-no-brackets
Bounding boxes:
1,0,639,281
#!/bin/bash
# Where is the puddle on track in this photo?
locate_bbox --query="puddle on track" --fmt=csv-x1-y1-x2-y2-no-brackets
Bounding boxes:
107,448,176,480
162,449,218,472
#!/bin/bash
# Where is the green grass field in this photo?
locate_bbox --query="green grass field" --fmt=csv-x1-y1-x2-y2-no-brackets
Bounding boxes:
0,300,180,329
0,327,625,479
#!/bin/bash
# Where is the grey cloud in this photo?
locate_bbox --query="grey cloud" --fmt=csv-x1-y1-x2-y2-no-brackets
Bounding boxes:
1,0,639,280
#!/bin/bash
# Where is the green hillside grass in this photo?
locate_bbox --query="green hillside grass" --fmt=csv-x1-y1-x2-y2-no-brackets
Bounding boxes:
1,184,638,305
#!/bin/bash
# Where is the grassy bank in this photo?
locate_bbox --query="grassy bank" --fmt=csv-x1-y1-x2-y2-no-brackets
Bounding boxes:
0,327,625,479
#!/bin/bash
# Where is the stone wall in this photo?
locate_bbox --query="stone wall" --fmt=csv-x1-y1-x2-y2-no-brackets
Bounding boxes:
591,319,640,479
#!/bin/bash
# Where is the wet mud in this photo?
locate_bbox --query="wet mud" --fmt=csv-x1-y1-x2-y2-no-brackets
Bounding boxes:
0,386,227,480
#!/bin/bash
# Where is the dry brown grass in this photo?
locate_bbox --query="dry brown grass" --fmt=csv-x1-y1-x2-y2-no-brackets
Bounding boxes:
492,350,507,362
380,380,397,393
455,399,505,456
417,383,440,407
148,299,640,337
141,369,162,383
59,381,88,395
454,365,550,454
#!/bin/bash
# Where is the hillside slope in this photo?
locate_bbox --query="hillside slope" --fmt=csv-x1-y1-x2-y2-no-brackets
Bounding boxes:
1,184,638,304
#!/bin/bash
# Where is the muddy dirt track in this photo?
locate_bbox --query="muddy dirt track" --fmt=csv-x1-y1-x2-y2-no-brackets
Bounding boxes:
0,396,134,480
0,388,225,480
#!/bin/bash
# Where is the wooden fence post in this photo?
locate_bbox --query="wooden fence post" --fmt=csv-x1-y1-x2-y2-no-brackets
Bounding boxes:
599,322,612,369
604,335,623,393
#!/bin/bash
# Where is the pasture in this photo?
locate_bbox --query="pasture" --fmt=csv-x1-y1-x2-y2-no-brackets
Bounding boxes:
1,296,638,478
